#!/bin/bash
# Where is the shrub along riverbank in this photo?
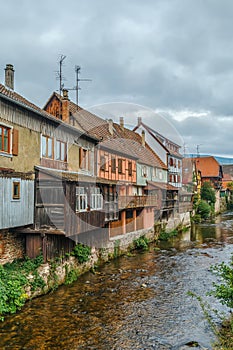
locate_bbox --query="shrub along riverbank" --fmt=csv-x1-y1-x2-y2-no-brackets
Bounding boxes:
210,256,233,349
0,235,152,321
0,244,93,321
190,253,233,349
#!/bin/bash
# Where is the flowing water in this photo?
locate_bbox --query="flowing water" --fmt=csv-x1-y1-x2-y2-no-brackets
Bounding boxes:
1,212,233,350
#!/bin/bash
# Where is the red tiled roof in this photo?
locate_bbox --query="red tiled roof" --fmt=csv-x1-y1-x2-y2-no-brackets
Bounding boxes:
53,96,168,169
112,123,167,169
193,156,221,178
48,92,105,136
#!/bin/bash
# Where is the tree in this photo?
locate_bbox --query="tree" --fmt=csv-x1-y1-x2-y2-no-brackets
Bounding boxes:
197,200,211,220
201,181,216,204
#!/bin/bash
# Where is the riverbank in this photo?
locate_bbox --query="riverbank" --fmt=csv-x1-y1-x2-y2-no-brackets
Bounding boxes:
0,227,157,320
0,215,194,321
214,316,233,349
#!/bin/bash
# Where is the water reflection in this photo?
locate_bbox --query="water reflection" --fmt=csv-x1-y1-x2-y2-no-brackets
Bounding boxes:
1,213,233,349
159,212,233,250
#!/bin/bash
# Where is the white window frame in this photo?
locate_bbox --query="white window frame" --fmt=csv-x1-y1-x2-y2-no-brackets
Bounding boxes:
90,187,103,210
76,187,87,212
55,139,67,161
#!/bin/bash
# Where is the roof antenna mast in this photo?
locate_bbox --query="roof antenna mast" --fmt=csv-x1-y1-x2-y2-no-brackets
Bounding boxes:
58,55,66,96
74,65,91,109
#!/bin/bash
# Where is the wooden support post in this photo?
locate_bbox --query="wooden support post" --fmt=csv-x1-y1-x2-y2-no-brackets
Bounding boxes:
121,210,126,234
133,209,137,231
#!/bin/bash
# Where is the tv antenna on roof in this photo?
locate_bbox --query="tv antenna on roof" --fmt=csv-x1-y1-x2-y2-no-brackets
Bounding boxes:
55,55,66,96
66,66,92,109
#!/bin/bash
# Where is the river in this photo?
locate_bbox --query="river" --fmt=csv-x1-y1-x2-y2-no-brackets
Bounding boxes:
1,212,233,349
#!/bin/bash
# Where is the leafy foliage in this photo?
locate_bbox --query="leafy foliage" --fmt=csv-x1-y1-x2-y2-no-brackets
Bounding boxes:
196,200,211,220
0,255,45,320
65,268,79,285
133,236,149,250
209,257,233,308
206,255,233,348
201,181,216,204
158,229,178,241
71,244,91,264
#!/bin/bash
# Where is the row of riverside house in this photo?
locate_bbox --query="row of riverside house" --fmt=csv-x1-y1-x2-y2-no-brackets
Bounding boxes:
0,64,192,264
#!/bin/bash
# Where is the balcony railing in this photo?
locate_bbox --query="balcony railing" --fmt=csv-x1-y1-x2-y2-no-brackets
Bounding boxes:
118,195,158,210
161,199,176,209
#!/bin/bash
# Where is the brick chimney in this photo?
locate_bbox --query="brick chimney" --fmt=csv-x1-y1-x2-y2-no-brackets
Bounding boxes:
5,64,14,90
141,130,145,147
62,89,70,123
120,117,124,130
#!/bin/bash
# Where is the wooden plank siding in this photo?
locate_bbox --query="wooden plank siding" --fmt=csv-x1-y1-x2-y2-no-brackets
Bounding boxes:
0,177,34,229
64,205,106,238
35,178,65,230
35,177,107,236
25,233,75,260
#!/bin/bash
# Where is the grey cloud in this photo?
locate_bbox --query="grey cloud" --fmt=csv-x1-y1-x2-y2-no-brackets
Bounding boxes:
1,0,233,156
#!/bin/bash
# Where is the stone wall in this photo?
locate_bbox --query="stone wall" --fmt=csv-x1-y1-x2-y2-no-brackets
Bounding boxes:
28,226,157,299
162,212,191,232
0,218,190,304
0,230,25,265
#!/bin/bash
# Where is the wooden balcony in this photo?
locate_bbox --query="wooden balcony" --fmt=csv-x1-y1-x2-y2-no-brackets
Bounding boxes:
161,199,176,210
118,195,158,210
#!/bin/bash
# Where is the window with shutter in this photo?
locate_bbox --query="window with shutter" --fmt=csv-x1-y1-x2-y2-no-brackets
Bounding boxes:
111,156,116,173
128,161,132,176
118,159,123,174
100,155,106,171
0,125,11,154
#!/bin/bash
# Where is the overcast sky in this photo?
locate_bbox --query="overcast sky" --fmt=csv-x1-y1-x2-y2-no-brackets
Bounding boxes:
1,0,233,157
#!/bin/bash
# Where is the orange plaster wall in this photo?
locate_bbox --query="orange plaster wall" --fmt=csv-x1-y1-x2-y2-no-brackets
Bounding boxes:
142,208,154,229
